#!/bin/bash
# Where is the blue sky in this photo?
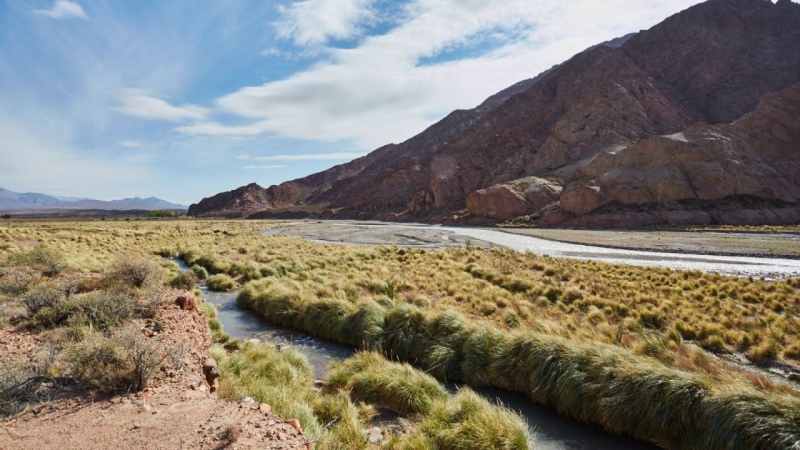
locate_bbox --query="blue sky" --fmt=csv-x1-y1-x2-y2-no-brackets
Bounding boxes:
0,0,722,205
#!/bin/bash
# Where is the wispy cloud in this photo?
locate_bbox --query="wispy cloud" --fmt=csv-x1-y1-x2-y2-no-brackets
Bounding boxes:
243,164,287,170
276,0,376,47
119,139,142,148
115,89,209,122
238,152,368,161
179,0,705,149
33,1,87,20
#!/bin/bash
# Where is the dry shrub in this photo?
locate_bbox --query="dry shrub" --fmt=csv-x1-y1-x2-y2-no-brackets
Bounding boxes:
66,326,181,393
104,256,162,289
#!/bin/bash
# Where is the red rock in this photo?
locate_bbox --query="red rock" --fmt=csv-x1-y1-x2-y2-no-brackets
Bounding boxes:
174,292,197,311
285,419,302,434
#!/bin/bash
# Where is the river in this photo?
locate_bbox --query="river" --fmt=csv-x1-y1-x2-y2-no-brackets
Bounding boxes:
185,222,800,449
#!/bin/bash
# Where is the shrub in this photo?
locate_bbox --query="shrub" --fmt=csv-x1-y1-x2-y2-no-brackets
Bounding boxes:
10,246,66,277
66,327,180,393
170,271,197,290
31,290,136,330
104,256,161,288
207,274,236,292
21,282,65,315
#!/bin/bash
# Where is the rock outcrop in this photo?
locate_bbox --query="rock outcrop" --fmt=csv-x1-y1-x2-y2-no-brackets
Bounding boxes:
189,0,800,228
466,177,561,220
545,83,800,227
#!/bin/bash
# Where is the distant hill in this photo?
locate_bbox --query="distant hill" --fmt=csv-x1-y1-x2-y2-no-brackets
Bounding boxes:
0,187,186,212
190,0,800,228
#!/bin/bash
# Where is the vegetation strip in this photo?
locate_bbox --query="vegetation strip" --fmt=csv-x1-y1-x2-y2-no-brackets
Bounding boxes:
237,280,800,450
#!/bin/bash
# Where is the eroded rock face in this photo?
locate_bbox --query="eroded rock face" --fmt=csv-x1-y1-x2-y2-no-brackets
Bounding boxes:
466,177,561,220
553,83,800,226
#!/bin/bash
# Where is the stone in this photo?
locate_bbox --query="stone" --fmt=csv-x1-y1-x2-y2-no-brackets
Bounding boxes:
367,427,384,444
285,419,302,434
259,403,272,414
175,292,198,311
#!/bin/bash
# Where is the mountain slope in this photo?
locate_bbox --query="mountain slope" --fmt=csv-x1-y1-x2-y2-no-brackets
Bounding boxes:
190,0,800,227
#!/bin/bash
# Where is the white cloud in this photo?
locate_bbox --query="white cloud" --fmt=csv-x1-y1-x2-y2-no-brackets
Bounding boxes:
115,88,209,122
276,0,375,47
33,1,87,20
243,165,287,170
239,152,368,161
177,0,704,149
119,139,142,148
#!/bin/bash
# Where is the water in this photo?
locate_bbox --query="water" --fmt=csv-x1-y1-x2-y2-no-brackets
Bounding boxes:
179,266,655,449
176,222,800,448
267,220,800,278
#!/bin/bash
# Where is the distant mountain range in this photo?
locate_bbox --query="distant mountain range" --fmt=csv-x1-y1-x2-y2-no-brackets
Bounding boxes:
190,0,800,228
0,187,186,212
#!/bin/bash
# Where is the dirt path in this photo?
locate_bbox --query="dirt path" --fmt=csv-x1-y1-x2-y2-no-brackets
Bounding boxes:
0,301,310,450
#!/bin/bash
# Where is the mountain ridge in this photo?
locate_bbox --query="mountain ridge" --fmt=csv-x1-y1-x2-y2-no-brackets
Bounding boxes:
0,187,187,212
190,0,800,227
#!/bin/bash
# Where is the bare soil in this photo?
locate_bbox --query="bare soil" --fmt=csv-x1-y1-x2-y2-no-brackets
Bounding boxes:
0,301,310,450
500,228,800,259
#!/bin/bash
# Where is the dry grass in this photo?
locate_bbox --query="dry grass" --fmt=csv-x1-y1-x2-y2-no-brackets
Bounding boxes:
2,218,800,447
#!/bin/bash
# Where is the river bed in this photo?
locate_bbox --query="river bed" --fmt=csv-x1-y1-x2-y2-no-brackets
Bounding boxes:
265,220,800,278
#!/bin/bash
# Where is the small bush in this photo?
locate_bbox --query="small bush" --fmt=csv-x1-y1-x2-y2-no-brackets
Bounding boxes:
207,274,236,292
21,282,65,315
10,246,66,277
190,265,208,280
31,290,136,330
170,271,197,290
105,257,161,288
66,327,180,393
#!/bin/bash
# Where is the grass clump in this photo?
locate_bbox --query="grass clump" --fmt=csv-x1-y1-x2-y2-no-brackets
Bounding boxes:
421,389,530,450
326,352,447,415
211,341,322,438
206,274,236,292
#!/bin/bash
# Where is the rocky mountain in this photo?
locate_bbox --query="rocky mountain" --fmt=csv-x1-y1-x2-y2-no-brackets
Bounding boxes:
190,0,800,228
0,187,186,212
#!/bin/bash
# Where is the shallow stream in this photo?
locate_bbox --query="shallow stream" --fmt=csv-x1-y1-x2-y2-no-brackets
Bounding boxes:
187,270,656,450
179,221,800,449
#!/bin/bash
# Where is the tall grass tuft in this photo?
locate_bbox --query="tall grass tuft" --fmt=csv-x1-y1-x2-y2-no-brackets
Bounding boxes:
421,389,530,450
326,352,447,415
237,281,800,449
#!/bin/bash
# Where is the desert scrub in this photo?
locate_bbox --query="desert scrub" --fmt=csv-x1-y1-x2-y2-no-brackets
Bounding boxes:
206,273,236,292
65,326,181,392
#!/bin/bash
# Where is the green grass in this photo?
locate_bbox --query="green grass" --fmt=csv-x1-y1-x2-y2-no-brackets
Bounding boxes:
237,284,800,450
213,346,532,449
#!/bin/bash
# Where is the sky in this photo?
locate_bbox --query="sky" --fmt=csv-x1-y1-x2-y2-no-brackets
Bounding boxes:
0,0,727,205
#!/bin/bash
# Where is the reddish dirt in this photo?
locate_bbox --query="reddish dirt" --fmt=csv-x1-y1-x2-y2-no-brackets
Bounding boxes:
0,302,310,450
